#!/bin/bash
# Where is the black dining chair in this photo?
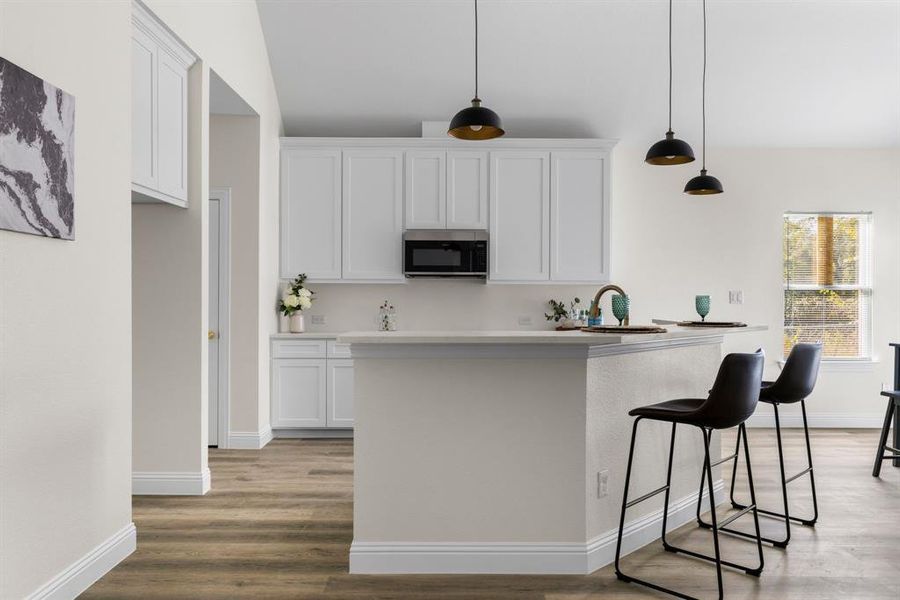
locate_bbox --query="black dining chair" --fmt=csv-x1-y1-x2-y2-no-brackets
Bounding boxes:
614,352,766,600
703,342,822,548
873,342,900,476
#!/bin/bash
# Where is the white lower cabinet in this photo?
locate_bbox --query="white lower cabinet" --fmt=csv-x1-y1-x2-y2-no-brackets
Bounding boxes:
271,358,327,428
271,338,353,431
327,359,355,427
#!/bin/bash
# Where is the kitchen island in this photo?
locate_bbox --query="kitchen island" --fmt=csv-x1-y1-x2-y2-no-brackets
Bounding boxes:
339,326,766,575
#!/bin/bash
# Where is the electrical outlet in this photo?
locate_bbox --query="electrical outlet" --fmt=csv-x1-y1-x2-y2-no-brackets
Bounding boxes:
597,470,609,498
728,290,744,305
517,315,533,327
310,314,327,326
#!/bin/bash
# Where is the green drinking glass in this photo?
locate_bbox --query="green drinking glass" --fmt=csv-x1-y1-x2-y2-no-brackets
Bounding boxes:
611,294,630,326
695,295,711,322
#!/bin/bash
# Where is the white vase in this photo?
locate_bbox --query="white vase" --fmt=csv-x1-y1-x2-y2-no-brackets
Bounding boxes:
289,313,305,333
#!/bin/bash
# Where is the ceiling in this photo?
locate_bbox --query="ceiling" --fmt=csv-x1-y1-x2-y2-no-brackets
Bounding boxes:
210,69,257,116
257,0,900,147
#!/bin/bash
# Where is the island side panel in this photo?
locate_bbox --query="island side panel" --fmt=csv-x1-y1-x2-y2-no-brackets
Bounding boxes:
353,357,588,544
585,340,724,543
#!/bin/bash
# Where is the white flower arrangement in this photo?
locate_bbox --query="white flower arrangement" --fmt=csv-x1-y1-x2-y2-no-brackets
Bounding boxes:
279,273,315,316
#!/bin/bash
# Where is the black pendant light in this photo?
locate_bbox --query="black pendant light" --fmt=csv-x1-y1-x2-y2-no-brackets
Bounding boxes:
448,0,504,140
684,0,723,194
646,0,694,165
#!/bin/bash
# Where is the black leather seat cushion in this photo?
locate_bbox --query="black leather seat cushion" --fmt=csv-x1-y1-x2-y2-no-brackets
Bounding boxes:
629,398,708,426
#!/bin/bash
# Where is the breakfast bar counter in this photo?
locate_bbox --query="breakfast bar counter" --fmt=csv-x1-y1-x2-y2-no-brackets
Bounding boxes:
340,326,765,575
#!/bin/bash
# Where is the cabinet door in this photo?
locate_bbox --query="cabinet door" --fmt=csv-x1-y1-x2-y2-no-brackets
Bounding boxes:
342,149,404,280
271,359,327,428
489,151,550,281
327,359,354,428
155,48,188,202
550,151,609,282
281,148,342,280
404,150,446,229
447,151,488,229
131,28,157,189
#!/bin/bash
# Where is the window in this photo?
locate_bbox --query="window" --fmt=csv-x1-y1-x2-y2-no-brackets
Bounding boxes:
783,213,872,360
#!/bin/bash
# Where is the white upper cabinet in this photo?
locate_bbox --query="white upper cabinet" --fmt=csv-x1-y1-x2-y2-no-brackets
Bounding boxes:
405,150,446,229
131,27,156,190
342,149,404,280
280,149,342,280
155,50,188,201
279,139,611,284
404,150,488,230
447,151,488,229
131,1,195,208
489,151,551,281
550,151,609,282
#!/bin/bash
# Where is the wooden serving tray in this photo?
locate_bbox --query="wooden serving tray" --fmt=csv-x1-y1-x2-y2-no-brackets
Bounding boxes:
582,325,667,334
676,321,747,328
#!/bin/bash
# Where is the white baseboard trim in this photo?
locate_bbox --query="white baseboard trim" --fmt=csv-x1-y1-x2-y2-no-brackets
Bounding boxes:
745,413,884,428
228,426,274,449
349,480,724,575
132,468,211,495
273,428,354,439
26,522,136,600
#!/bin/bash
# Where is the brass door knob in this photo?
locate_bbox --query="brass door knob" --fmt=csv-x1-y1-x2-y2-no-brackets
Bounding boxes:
208,330,216,340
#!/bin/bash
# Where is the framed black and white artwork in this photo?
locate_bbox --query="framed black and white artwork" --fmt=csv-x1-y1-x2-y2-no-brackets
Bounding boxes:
0,57,75,240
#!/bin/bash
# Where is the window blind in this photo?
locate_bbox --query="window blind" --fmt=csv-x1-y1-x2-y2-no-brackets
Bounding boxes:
783,213,872,359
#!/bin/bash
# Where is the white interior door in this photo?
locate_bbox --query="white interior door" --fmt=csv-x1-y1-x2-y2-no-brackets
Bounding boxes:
208,191,230,447
208,199,220,446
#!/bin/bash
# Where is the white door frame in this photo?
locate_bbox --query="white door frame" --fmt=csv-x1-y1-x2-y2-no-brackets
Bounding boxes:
210,188,231,448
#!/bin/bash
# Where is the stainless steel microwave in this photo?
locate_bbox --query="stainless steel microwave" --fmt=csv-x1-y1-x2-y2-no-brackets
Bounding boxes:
403,230,489,278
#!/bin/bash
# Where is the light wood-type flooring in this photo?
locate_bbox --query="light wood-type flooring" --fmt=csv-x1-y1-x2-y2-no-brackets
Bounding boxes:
84,429,899,599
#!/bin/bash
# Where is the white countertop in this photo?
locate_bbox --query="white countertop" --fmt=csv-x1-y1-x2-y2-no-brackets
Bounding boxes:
271,332,342,339
338,325,766,346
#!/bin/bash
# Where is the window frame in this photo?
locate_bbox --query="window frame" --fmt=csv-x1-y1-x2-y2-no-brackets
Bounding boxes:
782,211,874,362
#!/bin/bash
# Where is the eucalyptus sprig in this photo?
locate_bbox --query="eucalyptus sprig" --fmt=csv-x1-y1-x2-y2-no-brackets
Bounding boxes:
545,297,581,322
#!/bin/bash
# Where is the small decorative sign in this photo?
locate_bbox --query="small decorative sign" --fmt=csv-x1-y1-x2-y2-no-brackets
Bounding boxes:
0,57,75,239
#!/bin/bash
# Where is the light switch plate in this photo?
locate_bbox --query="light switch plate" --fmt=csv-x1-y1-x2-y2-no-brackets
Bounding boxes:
517,315,533,327
728,290,744,305
310,314,327,325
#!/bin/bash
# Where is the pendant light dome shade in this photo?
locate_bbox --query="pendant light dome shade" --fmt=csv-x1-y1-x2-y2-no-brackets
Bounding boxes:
448,0,504,140
645,131,695,165
683,0,723,195
684,169,723,195
449,98,504,140
646,0,694,165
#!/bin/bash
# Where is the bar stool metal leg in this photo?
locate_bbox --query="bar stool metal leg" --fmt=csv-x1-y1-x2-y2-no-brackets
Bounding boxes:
717,400,819,547
616,419,702,599
679,426,764,577
873,397,897,477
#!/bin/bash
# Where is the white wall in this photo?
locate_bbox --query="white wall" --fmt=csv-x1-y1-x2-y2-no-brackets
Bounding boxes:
133,0,283,479
0,1,134,597
144,0,283,436
297,147,900,426
210,115,263,436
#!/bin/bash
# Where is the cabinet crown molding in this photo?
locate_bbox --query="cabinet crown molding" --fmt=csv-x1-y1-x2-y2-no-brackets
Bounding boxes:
280,137,618,151
132,0,197,69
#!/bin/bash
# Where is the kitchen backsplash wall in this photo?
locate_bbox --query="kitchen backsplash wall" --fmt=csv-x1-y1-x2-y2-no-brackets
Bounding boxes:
280,281,609,332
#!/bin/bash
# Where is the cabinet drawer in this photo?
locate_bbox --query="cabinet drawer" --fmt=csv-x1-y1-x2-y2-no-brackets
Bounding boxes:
327,340,352,359
272,339,327,358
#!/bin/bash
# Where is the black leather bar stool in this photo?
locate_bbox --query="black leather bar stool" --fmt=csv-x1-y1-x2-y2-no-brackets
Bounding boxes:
614,352,765,600
707,343,822,548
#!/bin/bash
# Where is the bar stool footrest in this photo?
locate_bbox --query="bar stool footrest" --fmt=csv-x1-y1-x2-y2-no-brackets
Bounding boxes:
731,501,817,527
662,541,763,576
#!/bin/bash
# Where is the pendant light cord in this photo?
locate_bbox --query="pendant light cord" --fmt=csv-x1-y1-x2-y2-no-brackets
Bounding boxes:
667,0,673,132
474,0,479,100
701,0,707,170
